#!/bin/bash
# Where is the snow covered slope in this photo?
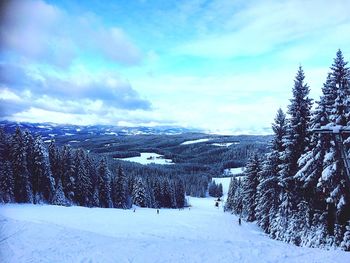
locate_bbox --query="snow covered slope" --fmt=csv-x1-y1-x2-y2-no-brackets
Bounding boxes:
0,199,349,263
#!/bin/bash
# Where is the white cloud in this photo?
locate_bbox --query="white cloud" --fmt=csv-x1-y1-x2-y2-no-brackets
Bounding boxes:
1,0,142,67
175,0,350,59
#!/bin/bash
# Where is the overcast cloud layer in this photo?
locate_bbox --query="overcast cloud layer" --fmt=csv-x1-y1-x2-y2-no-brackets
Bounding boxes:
1,0,350,134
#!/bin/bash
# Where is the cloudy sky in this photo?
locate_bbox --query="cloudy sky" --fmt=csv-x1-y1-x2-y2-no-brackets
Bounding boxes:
1,0,350,134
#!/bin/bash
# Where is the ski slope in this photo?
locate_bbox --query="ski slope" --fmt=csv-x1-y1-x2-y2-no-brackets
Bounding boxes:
1,195,349,262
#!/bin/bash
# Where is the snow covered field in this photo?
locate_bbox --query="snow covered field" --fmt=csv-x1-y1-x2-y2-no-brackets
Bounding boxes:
1,194,349,263
117,152,173,165
223,167,244,176
181,138,210,145
212,142,239,147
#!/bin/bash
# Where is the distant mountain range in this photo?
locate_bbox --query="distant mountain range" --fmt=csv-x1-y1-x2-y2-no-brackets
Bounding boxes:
0,120,202,139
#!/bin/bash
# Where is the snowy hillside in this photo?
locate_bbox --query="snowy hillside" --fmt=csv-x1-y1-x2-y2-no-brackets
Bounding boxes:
1,198,348,263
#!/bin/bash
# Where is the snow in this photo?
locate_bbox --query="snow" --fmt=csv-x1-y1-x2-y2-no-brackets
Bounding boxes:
117,152,174,165
223,167,244,176
68,140,79,143
181,138,210,145
211,142,237,147
1,198,349,263
64,133,74,136
37,125,52,129
105,132,117,135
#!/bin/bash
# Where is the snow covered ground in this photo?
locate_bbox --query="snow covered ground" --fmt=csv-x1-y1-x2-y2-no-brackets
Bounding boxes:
223,167,244,176
117,152,174,165
181,138,210,145
211,142,239,147
1,195,349,263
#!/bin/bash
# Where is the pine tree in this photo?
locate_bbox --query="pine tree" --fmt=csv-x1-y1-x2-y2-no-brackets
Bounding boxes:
153,178,162,208
48,141,61,183
132,177,147,207
297,50,350,241
329,49,350,125
208,180,217,197
233,177,243,215
225,177,237,211
175,179,185,208
162,179,172,208
112,166,128,208
256,109,287,233
0,129,14,203
61,145,76,203
91,187,100,207
23,130,35,188
0,161,14,203
280,66,312,197
11,127,33,203
74,149,91,206
32,136,55,203
243,153,261,221
85,154,98,206
97,158,112,208
341,221,350,251
217,183,223,198
51,179,67,206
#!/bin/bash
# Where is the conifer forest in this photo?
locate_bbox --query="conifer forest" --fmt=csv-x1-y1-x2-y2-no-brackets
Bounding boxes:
1,1,350,262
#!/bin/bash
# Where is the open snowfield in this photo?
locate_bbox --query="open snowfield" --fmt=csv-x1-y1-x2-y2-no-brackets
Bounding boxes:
223,167,245,176
1,194,349,263
180,138,211,145
117,152,173,165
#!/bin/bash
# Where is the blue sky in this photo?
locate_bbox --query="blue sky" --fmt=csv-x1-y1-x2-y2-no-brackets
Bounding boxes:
1,0,350,134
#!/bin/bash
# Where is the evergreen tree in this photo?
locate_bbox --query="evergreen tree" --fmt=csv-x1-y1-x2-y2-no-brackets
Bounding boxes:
280,66,312,197
85,154,98,206
0,129,14,203
153,178,162,208
11,127,33,203
91,187,100,207
51,179,67,206
23,130,35,187
225,177,237,211
297,50,350,240
217,183,223,198
32,136,55,203
74,149,91,206
341,221,350,251
48,140,61,183
256,109,287,233
329,49,350,125
112,166,128,208
161,179,172,208
233,177,243,215
61,145,76,203
97,158,112,208
175,179,185,208
243,153,261,221
0,161,14,203
132,177,147,207
208,180,217,197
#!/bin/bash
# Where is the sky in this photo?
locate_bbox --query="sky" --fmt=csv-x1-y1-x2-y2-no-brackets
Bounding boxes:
1,0,350,134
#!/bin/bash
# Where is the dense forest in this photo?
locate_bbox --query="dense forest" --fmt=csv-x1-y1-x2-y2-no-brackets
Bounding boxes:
226,50,350,250
0,127,186,209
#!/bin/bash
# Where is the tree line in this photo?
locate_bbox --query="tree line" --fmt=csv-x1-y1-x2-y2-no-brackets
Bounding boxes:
0,127,186,209
226,50,350,250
